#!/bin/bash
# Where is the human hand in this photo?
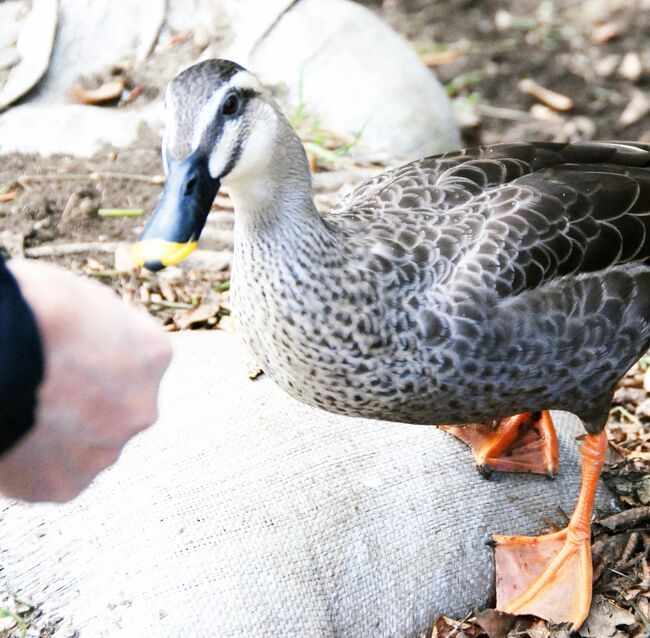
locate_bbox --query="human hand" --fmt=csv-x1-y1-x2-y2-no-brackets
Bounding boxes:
0,260,171,502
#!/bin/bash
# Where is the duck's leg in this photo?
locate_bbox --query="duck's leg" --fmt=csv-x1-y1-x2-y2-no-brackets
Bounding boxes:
440,411,559,478
493,430,607,630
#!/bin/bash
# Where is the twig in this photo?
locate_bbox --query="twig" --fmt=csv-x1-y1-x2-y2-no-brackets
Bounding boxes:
618,532,640,567
517,78,574,111
58,192,79,229
88,269,130,279
150,300,194,310
25,242,119,258
97,208,144,217
446,611,473,638
606,567,634,581
475,103,533,121
598,507,650,532
642,554,650,590
0,190,19,202
17,172,164,186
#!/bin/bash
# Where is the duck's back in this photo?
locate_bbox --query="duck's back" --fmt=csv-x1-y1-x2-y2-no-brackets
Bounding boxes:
329,141,650,300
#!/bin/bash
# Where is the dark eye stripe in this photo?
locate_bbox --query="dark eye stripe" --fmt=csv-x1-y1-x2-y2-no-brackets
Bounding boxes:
220,137,245,179
199,88,257,153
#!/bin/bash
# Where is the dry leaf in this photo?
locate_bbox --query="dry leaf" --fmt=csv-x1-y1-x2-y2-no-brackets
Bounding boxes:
580,595,636,637
431,616,484,638
176,300,220,330
69,79,125,105
525,619,550,638
474,609,515,638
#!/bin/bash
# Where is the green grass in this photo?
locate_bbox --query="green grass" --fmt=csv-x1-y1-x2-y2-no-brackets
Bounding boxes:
97,208,144,217
213,280,230,293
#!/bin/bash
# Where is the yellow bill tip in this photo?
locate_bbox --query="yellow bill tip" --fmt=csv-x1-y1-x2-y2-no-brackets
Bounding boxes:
131,239,198,271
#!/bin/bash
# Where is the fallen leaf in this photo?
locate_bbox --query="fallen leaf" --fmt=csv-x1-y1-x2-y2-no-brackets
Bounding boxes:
176,300,221,330
580,595,636,637
525,619,551,638
69,79,125,105
475,609,515,638
431,616,484,638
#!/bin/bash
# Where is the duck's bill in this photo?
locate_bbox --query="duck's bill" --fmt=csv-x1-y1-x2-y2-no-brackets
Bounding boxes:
132,153,220,272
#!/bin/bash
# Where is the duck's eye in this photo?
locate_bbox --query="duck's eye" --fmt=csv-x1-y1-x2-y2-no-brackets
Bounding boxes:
221,94,240,117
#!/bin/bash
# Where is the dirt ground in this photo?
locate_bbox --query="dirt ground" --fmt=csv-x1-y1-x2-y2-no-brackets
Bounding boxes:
0,0,649,636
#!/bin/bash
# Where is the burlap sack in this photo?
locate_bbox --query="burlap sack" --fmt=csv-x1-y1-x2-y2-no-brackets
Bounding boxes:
0,332,616,637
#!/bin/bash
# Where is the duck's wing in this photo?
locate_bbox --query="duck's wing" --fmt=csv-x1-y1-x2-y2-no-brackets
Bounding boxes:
332,141,650,298
449,141,650,298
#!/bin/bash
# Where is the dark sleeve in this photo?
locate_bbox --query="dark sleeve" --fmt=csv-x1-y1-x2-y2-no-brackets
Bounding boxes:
0,260,44,455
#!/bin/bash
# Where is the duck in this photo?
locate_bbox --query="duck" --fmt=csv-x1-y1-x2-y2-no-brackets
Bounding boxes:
131,58,650,631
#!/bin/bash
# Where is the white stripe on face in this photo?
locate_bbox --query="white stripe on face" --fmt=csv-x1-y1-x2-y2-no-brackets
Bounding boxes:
164,84,179,155
190,71,264,151
191,85,230,151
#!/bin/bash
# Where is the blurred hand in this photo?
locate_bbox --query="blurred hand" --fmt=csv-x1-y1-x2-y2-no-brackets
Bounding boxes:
0,260,171,502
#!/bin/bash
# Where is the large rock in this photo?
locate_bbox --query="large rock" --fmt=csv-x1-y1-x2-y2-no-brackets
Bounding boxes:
230,0,461,159
0,0,168,155
0,332,616,638
0,0,459,159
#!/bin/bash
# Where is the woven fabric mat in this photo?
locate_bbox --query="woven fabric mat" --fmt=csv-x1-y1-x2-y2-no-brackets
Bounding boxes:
0,332,616,637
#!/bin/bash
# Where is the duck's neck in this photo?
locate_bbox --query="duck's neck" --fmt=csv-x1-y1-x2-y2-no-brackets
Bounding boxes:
226,126,333,252
226,123,341,368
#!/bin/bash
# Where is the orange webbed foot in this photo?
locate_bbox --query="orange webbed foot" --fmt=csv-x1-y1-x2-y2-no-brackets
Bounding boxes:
494,527,592,629
492,431,608,632
440,411,559,478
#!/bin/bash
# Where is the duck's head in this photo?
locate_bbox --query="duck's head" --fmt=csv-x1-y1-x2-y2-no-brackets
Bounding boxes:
132,59,281,271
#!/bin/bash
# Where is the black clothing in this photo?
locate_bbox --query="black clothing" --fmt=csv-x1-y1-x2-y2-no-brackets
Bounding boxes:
0,261,44,455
